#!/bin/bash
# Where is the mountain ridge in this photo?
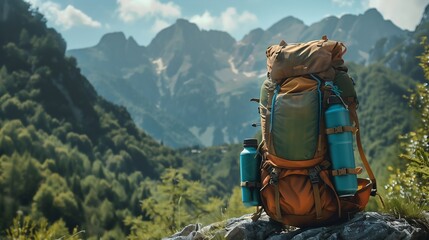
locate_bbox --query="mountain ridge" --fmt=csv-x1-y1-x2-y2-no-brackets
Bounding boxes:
68,8,410,147
369,4,429,81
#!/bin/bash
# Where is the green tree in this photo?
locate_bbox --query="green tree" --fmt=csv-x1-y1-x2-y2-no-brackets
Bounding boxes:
6,213,83,240
32,173,82,228
401,37,429,183
99,199,116,229
0,153,42,205
126,168,223,239
384,37,429,218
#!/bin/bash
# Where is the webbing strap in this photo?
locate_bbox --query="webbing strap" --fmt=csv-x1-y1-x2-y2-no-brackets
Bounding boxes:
325,126,357,135
349,104,377,196
274,184,282,219
308,167,323,219
331,167,362,176
312,183,322,219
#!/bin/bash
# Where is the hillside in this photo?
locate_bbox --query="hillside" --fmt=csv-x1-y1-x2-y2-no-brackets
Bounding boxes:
0,0,192,237
349,63,415,183
69,32,203,148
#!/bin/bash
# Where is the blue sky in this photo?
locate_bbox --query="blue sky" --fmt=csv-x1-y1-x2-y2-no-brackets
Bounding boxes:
26,0,429,50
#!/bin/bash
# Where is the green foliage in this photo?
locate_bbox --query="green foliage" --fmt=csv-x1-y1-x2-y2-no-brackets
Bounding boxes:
223,187,254,219
384,170,427,219
32,173,81,228
0,153,42,204
178,144,242,198
126,168,258,239
128,168,223,239
5,213,83,240
384,38,429,220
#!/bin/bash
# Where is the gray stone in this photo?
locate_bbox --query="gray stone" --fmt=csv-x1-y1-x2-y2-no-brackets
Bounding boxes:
163,223,204,240
165,212,429,240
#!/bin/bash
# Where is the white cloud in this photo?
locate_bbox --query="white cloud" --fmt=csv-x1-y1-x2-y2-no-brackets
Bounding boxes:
331,0,354,7
26,0,101,30
52,5,101,29
366,0,429,30
190,11,215,30
190,7,257,33
151,18,170,33
117,0,181,22
221,7,258,32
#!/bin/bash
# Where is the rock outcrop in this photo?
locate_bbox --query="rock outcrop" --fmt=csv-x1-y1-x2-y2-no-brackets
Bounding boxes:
164,212,429,240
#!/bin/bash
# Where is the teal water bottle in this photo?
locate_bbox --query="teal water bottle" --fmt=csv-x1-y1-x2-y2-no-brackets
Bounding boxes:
240,138,262,206
325,96,358,197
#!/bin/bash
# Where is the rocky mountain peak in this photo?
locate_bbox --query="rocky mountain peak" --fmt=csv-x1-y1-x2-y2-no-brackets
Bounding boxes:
97,32,127,48
202,29,236,52
175,18,199,29
299,15,338,41
149,19,200,45
267,16,306,34
126,36,139,49
362,8,384,21
95,32,142,52
239,28,266,48
416,4,429,32
147,18,205,59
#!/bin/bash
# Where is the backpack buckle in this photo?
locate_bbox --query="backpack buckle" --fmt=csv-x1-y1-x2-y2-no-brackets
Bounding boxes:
370,182,377,196
269,167,280,185
308,166,321,184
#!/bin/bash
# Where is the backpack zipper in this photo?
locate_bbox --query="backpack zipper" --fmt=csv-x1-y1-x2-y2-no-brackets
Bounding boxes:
269,84,281,133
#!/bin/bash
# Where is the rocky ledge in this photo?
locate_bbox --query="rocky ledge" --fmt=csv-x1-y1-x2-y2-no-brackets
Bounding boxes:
164,212,429,240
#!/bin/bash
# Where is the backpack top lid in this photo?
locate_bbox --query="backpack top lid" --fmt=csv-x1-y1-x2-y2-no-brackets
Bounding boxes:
265,36,347,83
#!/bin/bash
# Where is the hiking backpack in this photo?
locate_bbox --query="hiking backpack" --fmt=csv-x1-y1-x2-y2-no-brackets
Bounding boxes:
254,36,378,227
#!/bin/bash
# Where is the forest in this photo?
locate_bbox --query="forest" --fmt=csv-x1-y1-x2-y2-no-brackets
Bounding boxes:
0,0,428,239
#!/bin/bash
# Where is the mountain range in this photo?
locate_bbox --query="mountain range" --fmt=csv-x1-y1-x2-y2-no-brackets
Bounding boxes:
68,8,408,148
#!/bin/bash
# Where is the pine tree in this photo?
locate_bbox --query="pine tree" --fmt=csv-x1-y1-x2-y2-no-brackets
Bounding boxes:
126,168,222,240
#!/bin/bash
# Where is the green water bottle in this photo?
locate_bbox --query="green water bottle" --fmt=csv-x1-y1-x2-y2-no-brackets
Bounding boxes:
240,138,262,206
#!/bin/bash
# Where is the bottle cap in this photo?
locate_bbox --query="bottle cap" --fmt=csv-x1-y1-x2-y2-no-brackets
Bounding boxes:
243,138,258,147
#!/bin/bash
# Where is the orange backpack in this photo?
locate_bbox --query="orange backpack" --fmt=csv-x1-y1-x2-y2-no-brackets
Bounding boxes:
253,37,378,227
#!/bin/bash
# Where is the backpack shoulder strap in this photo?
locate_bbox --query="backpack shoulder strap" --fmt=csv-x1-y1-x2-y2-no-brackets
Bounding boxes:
348,102,377,196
